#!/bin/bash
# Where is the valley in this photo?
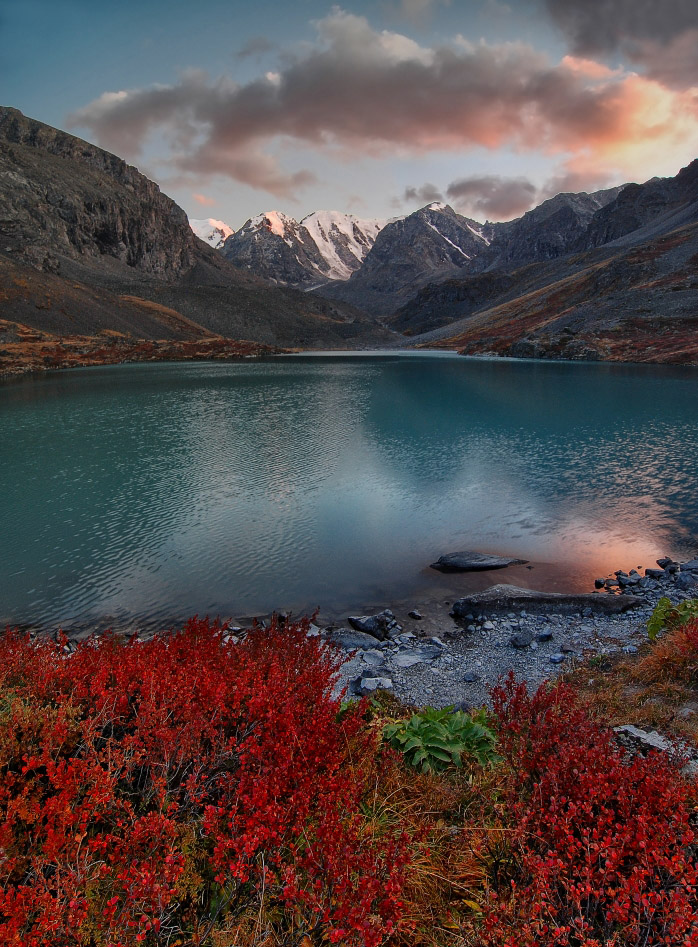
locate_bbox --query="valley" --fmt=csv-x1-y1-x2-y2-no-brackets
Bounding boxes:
1,106,696,374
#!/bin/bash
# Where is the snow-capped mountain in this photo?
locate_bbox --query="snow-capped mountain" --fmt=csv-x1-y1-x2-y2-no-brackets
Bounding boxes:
189,217,234,250
299,211,394,280
318,203,498,315
221,210,394,289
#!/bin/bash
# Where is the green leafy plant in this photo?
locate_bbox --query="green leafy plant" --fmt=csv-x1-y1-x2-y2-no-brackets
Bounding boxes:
383,706,500,773
647,596,698,640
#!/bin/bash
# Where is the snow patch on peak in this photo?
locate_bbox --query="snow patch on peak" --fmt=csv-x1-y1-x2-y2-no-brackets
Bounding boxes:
466,222,491,246
300,210,395,280
189,217,234,249
247,211,297,237
425,201,448,212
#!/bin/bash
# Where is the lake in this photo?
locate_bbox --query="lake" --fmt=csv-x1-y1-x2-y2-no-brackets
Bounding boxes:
1,352,697,630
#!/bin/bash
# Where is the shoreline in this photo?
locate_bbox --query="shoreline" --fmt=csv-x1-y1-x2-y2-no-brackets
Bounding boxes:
4,343,698,380
0,334,280,379
8,553,697,711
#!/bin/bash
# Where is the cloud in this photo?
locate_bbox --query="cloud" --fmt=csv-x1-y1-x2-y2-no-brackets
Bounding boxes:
545,0,698,89
192,192,215,206
446,175,537,219
69,9,698,197
538,166,613,200
236,36,276,60
396,0,451,23
403,183,444,204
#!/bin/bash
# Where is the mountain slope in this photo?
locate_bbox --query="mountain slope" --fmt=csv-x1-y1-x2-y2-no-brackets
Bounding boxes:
472,187,624,273
386,161,698,363
424,218,698,364
0,107,395,349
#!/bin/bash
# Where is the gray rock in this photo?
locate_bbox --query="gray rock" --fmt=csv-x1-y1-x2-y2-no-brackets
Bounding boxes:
393,651,428,669
681,559,698,572
510,630,534,649
656,557,674,568
614,725,673,755
408,609,423,620
348,609,399,640
393,633,417,645
676,572,698,591
644,568,666,580
549,653,567,664
535,630,554,643
417,645,445,660
362,650,386,666
463,671,480,683
328,629,384,651
357,676,393,694
430,551,528,572
450,585,643,621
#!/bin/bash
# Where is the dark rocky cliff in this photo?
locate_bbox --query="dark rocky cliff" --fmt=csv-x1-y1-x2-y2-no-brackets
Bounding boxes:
0,106,198,280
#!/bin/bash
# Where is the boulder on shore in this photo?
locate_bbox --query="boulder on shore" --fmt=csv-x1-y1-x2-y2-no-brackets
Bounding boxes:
430,551,528,573
326,629,385,651
450,584,643,620
347,609,401,641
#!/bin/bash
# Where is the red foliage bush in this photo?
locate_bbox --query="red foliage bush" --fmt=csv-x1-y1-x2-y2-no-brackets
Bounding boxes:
482,676,698,946
0,617,409,946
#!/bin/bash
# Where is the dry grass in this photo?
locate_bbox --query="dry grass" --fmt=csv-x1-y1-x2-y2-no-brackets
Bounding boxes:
566,622,698,749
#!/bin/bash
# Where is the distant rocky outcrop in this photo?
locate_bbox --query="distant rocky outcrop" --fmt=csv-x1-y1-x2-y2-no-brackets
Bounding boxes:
390,162,698,364
472,187,624,272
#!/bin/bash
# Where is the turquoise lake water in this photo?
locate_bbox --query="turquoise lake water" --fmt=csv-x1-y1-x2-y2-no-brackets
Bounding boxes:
1,352,697,629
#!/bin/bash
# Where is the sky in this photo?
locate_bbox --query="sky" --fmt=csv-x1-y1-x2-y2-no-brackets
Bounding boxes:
2,0,698,228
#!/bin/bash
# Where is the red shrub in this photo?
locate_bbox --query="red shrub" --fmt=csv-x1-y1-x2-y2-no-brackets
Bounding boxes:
0,617,409,946
482,676,698,947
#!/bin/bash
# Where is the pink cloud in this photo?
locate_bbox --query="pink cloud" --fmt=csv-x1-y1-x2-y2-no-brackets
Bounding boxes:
68,10,698,198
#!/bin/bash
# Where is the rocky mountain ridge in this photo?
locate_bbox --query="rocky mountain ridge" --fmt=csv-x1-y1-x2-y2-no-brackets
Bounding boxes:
221,209,393,288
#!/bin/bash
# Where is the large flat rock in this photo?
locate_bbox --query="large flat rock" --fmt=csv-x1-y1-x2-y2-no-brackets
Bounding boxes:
450,584,643,619
430,551,528,572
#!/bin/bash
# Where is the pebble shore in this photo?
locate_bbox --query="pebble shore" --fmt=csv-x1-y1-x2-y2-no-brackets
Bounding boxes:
325,556,698,708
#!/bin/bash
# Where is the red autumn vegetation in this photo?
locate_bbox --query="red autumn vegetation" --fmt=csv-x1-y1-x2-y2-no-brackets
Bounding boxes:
1,616,698,946
481,675,698,946
0,618,409,947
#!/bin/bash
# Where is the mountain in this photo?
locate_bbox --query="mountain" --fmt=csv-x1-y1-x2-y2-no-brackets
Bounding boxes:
581,165,698,249
472,187,624,273
0,107,395,350
317,203,497,315
301,211,391,280
189,217,234,249
396,160,698,363
221,210,392,289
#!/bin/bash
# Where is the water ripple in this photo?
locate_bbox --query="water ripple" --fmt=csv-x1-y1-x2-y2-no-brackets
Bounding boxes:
1,356,697,627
